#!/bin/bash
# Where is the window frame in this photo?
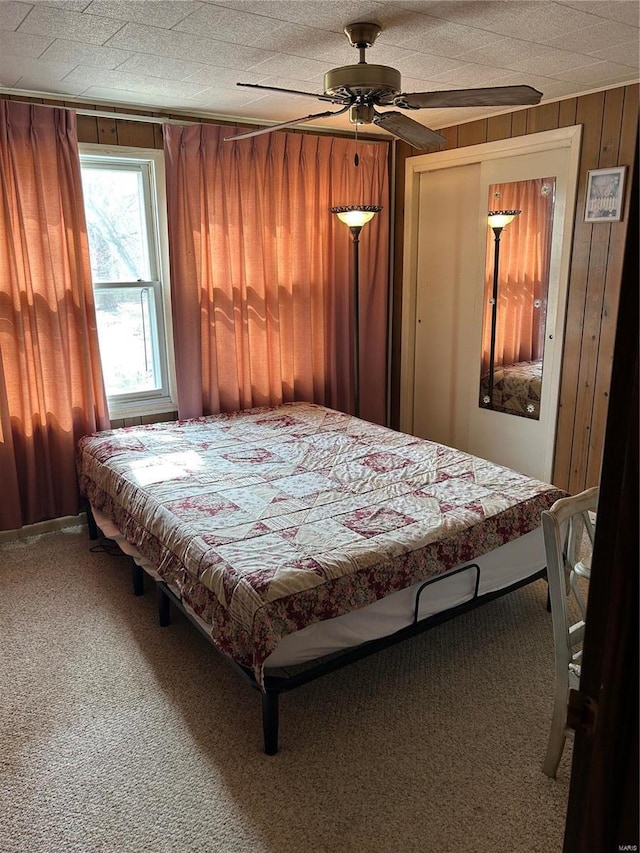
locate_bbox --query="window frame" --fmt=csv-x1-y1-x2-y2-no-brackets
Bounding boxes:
79,144,177,420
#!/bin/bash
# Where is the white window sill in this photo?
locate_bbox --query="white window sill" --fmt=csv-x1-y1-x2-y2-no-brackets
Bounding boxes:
108,396,177,421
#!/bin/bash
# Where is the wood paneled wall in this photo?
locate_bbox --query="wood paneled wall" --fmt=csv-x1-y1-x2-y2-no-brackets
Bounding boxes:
392,84,638,493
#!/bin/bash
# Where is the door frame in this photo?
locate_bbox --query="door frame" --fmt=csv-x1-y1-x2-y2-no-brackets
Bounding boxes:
399,126,582,436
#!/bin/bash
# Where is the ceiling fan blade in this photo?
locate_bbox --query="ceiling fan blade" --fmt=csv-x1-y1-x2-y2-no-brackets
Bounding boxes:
237,82,342,104
224,106,350,142
373,111,446,149
400,85,543,109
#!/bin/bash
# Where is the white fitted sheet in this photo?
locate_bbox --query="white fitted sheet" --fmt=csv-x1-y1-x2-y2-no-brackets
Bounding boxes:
91,506,545,669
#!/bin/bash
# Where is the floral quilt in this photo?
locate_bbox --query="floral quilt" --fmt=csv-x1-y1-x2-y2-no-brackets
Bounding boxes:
77,403,565,685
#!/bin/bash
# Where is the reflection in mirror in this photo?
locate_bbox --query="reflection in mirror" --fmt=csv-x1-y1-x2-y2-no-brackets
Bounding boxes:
479,178,556,420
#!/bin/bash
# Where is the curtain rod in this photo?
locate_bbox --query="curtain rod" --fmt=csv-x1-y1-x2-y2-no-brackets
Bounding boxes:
0,94,201,125
0,90,385,139
73,108,378,137
77,108,190,125
1,89,270,126
76,106,382,139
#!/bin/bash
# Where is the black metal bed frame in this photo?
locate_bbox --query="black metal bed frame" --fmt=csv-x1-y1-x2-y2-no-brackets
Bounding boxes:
86,503,547,755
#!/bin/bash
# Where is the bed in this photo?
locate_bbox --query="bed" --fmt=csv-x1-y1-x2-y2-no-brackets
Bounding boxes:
76,402,564,753
479,359,543,419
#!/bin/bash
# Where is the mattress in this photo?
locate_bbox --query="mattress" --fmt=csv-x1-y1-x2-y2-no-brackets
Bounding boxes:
92,505,545,668
77,402,564,684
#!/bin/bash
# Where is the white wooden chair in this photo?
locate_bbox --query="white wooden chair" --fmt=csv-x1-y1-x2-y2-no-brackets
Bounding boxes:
541,485,598,778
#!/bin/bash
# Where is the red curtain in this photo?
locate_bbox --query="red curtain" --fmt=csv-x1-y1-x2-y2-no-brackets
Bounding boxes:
482,178,556,373
0,101,109,530
163,125,390,425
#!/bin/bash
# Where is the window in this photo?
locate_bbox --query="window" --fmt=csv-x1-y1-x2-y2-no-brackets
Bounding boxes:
79,146,175,418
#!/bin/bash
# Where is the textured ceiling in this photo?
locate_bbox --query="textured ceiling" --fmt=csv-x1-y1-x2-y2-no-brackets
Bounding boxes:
1,0,638,137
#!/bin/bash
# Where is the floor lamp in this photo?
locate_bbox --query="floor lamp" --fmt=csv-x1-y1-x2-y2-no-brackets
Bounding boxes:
485,209,520,409
330,204,382,418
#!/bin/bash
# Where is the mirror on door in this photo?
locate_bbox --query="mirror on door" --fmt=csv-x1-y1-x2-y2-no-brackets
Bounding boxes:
479,177,556,420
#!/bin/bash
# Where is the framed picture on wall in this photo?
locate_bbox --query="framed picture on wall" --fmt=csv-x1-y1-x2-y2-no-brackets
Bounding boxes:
584,166,627,222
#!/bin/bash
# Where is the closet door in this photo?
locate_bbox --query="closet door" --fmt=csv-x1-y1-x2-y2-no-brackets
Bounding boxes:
413,163,481,450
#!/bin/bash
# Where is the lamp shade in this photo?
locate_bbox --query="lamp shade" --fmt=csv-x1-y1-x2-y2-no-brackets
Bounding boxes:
487,209,521,230
331,205,382,228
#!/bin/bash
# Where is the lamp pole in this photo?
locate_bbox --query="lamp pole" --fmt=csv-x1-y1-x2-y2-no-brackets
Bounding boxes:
351,222,363,418
330,205,382,418
487,225,502,410
486,209,520,410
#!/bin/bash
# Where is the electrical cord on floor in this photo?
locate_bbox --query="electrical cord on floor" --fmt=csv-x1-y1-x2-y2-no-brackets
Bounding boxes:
89,536,124,557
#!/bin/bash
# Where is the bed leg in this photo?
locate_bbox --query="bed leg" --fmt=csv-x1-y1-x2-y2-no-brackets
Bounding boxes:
131,561,144,596
157,584,171,627
262,691,279,756
84,501,99,541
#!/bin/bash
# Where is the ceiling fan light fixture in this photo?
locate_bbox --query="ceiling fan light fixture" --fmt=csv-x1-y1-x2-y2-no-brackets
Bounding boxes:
349,104,375,125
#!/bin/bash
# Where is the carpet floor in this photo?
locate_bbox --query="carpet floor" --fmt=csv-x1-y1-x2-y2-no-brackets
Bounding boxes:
0,526,571,853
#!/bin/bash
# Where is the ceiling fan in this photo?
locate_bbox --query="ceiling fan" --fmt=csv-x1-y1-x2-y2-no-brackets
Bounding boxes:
224,22,543,148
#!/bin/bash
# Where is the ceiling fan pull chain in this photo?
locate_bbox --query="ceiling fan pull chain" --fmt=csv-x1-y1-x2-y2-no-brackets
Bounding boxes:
354,119,359,167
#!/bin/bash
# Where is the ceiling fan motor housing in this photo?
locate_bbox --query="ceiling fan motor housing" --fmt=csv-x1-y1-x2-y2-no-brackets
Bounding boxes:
324,64,402,99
